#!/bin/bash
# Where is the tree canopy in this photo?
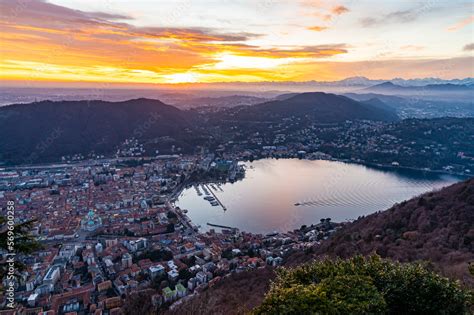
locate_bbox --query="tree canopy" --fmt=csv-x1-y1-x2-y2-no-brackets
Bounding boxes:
0,217,41,254
254,255,472,314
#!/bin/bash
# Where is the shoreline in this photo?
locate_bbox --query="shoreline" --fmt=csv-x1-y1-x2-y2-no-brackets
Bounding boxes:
242,156,471,178
2,154,470,178
327,158,470,178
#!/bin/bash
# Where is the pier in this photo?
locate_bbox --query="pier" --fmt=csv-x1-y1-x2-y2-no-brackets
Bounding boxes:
204,184,227,211
207,222,238,230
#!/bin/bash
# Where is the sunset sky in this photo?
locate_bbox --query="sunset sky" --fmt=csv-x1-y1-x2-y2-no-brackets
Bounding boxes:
1,0,473,85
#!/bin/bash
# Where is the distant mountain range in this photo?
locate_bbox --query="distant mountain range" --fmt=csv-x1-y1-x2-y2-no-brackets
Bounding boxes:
363,81,474,93
144,76,474,92
352,81,474,104
1,77,473,108
336,76,474,87
0,93,398,165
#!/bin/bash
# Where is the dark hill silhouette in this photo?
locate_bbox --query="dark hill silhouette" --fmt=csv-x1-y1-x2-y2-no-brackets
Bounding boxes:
226,92,399,122
0,98,196,165
371,81,399,89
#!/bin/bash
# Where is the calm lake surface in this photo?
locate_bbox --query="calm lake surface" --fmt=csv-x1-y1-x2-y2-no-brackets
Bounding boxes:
176,159,464,234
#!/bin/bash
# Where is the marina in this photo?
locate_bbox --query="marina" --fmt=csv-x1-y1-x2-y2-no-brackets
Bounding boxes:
194,185,202,196
204,184,227,211
192,184,228,210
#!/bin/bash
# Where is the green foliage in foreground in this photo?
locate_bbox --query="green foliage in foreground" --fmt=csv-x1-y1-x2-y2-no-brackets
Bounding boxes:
254,255,472,315
0,217,41,254
0,217,42,289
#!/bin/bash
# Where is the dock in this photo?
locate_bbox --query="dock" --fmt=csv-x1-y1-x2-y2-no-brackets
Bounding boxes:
207,222,237,230
204,184,227,211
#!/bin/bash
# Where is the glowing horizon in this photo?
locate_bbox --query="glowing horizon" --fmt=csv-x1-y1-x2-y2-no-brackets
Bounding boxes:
1,0,473,85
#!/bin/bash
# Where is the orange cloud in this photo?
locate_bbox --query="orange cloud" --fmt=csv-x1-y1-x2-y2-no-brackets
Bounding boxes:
0,0,349,83
448,15,474,31
332,5,349,15
307,26,329,32
400,45,424,51
303,2,349,21
233,45,347,58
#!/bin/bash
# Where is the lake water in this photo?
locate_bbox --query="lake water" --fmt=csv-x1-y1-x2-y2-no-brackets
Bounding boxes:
176,159,464,234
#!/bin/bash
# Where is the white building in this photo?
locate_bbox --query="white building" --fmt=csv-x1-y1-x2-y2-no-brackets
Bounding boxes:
122,253,132,269
196,271,207,284
27,293,38,307
149,264,165,279
167,269,179,281
43,266,60,286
